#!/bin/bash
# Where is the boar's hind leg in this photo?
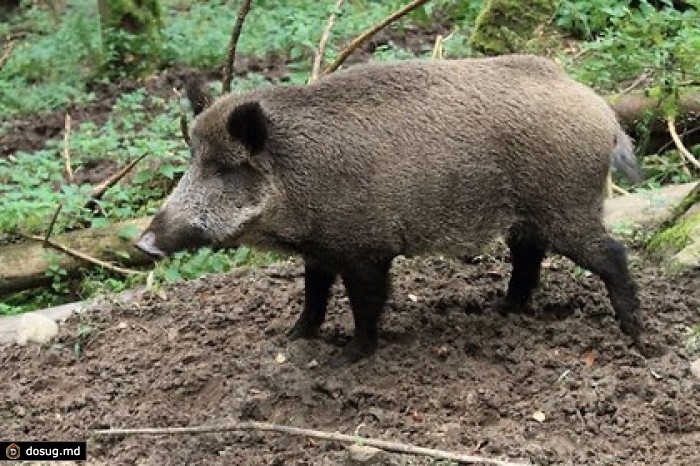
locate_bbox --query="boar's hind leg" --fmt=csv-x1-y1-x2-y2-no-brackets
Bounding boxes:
288,257,336,340
337,260,392,364
552,228,643,346
495,223,547,315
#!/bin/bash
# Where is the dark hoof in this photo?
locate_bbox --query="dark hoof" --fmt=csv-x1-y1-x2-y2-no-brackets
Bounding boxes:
492,297,529,316
619,315,644,345
287,321,320,341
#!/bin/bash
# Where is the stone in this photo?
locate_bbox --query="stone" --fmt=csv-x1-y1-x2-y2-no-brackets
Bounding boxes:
346,444,387,465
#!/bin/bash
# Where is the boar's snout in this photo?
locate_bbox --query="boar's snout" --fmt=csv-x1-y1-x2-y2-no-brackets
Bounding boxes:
135,231,167,259
135,211,210,260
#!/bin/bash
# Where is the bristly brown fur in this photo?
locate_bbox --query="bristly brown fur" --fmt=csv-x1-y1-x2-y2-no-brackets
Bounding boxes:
139,55,645,361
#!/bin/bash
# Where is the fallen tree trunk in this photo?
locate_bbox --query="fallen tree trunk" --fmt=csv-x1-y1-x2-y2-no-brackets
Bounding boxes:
2,183,699,295
0,217,153,295
608,91,700,155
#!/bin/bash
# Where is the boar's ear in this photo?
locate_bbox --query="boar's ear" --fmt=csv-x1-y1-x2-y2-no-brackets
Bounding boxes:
185,79,214,116
226,101,268,155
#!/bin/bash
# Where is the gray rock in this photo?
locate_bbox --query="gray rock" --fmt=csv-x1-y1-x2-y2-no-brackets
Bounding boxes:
346,444,387,465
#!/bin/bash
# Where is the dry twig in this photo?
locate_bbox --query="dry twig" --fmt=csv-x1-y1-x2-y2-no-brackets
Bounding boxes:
611,183,630,196
89,153,148,201
222,0,253,94
173,88,191,145
620,71,650,96
63,114,73,182
431,34,444,60
21,234,144,276
667,116,700,171
95,421,525,466
44,204,63,245
323,0,432,75
0,41,15,70
309,0,346,83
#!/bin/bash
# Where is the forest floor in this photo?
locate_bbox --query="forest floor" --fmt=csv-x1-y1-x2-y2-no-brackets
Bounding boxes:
3,248,699,465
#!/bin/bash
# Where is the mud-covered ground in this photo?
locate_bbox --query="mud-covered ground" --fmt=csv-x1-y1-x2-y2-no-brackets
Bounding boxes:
2,247,699,465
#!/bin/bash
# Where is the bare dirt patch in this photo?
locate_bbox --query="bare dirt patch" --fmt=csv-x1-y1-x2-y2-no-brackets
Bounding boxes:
2,248,699,465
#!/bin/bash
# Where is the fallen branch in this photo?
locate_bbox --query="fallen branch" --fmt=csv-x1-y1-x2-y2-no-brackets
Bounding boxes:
667,116,700,171
94,421,525,466
0,41,15,70
44,204,63,245
21,234,144,277
609,91,700,154
63,114,73,182
88,153,147,202
620,71,650,96
323,0,431,75
309,0,346,83
222,0,253,94
1,217,153,295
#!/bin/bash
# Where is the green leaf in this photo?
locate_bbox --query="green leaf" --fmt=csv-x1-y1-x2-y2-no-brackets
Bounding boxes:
91,217,110,229
117,224,141,240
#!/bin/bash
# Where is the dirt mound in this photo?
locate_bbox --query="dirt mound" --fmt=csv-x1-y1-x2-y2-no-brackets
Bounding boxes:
2,250,699,465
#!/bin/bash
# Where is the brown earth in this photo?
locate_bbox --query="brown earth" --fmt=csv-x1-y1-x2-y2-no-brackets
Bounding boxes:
2,247,699,465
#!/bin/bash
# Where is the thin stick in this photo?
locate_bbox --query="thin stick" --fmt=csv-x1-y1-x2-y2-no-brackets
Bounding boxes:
612,183,630,195
309,0,346,83
95,421,525,466
431,34,444,60
22,234,144,276
44,204,63,245
89,153,148,200
323,0,432,75
173,88,191,145
222,0,253,94
656,125,700,155
620,71,649,96
63,114,73,183
0,41,15,70
667,116,700,171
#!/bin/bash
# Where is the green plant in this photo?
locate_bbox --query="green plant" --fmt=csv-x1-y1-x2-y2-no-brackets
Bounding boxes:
557,0,632,39
0,0,101,116
562,1,700,91
73,322,95,358
152,246,286,284
686,324,700,353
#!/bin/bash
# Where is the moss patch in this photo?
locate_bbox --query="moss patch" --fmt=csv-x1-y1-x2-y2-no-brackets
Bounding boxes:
469,0,559,56
648,211,698,252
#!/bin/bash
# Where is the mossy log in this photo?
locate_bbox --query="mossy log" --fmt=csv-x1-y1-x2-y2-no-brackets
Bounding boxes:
647,183,700,271
469,0,558,56
0,217,153,295
609,91,700,155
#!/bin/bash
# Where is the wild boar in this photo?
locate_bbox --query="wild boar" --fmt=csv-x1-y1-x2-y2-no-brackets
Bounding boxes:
136,54,644,363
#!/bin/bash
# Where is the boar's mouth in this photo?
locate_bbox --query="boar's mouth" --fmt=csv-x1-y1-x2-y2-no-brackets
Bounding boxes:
135,222,213,260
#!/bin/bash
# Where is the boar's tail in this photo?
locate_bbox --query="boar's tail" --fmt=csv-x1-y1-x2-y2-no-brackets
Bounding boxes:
611,129,644,184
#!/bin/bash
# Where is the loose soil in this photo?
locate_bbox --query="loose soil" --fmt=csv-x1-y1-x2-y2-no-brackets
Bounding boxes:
2,248,699,465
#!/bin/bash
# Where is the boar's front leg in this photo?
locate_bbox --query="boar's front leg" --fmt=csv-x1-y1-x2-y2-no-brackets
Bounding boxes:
336,259,392,364
288,256,337,340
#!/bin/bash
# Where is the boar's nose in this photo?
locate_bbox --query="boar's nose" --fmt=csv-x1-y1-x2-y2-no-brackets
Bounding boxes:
135,231,167,259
